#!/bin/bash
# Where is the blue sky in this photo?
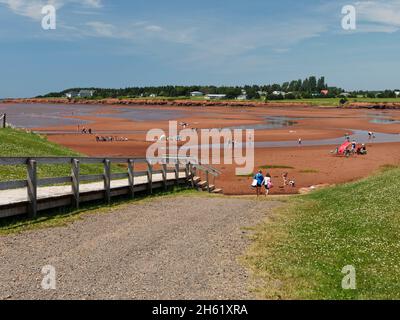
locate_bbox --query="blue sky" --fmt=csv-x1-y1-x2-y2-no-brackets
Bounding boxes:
1,0,400,97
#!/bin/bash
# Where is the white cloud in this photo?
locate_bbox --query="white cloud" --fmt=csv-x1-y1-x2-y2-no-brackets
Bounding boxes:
145,25,163,32
0,0,102,20
354,0,400,32
84,20,193,45
86,21,114,37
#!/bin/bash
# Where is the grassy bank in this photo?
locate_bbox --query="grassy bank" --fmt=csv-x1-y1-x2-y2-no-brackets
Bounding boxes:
0,127,106,181
245,165,400,299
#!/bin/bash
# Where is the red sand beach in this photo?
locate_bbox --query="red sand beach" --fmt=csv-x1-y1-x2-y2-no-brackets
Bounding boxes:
3,101,400,195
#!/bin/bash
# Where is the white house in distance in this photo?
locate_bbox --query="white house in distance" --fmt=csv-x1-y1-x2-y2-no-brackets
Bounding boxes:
236,89,248,100
65,92,78,99
78,90,95,98
66,90,95,99
190,91,204,97
205,94,227,100
395,91,400,97
272,91,286,96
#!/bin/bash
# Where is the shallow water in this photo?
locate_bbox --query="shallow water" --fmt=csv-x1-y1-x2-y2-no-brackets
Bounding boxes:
179,129,400,150
0,103,189,128
96,107,190,122
0,104,96,128
227,116,300,130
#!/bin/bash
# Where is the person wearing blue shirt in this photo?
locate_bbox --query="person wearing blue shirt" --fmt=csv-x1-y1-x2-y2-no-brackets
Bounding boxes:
254,170,264,197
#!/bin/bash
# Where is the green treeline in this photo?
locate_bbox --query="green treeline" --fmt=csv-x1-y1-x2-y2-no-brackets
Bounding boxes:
39,76,399,100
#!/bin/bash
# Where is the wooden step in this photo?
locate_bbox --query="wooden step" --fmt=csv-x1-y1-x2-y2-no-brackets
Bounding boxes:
201,184,215,192
212,188,223,194
197,181,207,188
192,176,201,183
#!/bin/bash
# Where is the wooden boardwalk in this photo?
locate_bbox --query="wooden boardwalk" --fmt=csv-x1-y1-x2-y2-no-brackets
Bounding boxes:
0,156,221,219
0,172,184,207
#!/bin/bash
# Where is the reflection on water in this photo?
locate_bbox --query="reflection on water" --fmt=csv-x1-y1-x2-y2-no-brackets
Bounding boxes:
367,112,400,124
96,107,190,122
0,103,190,128
227,116,300,130
0,104,96,128
370,118,400,124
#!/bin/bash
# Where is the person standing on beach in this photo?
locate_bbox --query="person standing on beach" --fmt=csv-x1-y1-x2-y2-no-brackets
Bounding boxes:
254,170,264,197
282,172,289,186
263,173,272,196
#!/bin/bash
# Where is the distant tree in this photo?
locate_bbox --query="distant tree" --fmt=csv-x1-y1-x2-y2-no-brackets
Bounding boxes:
309,76,317,92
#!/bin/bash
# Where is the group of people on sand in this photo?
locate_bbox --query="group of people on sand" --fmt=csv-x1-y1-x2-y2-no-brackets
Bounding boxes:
252,170,296,197
350,139,368,155
253,170,273,197
96,136,129,142
80,127,93,134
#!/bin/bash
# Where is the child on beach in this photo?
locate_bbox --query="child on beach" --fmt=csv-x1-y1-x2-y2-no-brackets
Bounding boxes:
263,173,272,196
282,172,289,186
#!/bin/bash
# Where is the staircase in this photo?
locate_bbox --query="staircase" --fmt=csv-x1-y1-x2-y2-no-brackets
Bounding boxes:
192,176,223,194
161,155,223,195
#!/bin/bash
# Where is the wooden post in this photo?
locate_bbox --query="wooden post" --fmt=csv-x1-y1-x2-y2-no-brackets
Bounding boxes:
185,163,190,179
1,114,6,128
27,159,37,218
147,162,153,194
162,163,167,191
206,170,210,193
175,163,179,186
189,163,194,188
128,159,135,199
71,159,80,209
104,159,111,204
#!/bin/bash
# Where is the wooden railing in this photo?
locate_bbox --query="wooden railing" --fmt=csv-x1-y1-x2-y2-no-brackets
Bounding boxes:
0,113,6,128
0,156,220,219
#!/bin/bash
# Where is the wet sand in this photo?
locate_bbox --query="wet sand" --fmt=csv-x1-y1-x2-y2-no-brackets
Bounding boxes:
3,103,400,194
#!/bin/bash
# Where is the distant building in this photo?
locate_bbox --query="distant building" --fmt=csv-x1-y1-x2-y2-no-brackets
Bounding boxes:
190,91,204,97
205,94,227,100
65,92,78,99
272,91,286,96
340,92,351,97
236,94,248,100
149,93,157,98
257,91,268,96
236,89,248,100
395,91,400,97
320,90,329,96
66,90,95,98
78,90,95,98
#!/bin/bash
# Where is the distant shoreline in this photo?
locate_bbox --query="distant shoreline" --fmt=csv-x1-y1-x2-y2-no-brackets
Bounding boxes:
2,97,400,109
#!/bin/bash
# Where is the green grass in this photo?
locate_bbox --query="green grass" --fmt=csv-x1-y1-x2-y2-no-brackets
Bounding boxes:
260,165,294,170
236,173,254,177
0,127,119,182
299,169,319,174
244,165,400,299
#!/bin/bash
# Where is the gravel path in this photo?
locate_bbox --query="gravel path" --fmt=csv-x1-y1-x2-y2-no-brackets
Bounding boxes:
0,195,280,300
